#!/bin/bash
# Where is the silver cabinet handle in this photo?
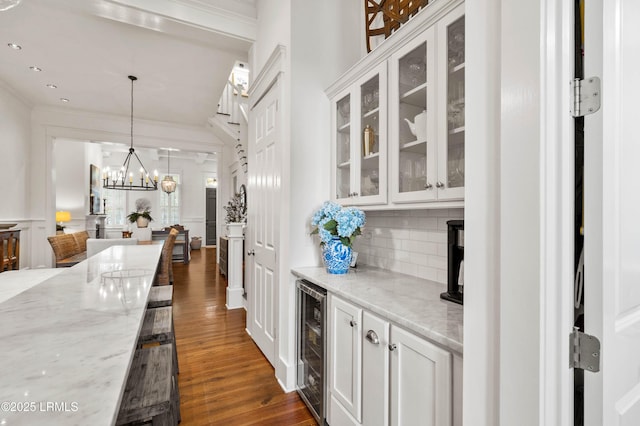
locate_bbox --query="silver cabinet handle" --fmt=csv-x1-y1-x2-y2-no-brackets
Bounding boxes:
436,181,444,188
247,249,255,256
366,330,379,345
424,182,433,190
349,319,357,327
388,343,397,351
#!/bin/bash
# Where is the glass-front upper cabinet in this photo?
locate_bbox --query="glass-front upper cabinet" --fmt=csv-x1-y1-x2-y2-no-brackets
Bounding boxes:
331,63,387,206
389,27,437,203
436,5,465,200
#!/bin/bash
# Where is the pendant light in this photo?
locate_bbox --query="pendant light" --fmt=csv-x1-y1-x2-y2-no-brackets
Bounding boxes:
161,149,177,194
103,75,158,191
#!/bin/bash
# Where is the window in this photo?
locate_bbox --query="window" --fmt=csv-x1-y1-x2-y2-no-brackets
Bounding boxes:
104,185,126,226
159,174,181,225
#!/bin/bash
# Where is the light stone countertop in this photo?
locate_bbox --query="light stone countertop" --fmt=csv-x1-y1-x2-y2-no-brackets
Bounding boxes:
292,265,463,355
0,244,163,425
0,269,63,304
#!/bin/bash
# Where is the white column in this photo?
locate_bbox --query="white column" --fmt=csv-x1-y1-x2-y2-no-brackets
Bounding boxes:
226,234,245,309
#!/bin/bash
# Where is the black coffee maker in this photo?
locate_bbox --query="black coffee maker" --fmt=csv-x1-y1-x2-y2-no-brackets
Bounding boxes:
440,220,464,305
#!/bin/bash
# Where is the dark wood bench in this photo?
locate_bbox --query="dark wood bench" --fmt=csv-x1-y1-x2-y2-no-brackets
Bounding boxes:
47,231,89,267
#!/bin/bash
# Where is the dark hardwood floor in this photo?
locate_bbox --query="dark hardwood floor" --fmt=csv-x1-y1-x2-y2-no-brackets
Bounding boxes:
171,247,316,425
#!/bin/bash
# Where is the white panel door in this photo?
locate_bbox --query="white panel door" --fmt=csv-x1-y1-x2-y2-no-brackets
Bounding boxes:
584,0,640,424
328,295,362,424
390,326,451,426
362,311,390,426
247,80,280,367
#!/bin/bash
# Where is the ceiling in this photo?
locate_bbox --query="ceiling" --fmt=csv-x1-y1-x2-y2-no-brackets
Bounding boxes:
0,0,256,127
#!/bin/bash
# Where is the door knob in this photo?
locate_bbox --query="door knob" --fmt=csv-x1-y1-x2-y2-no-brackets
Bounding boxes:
424,182,433,190
247,249,255,256
349,319,357,327
366,330,380,345
436,181,444,188
388,343,397,351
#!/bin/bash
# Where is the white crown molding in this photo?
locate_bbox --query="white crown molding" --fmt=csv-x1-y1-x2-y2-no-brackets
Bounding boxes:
105,0,257,42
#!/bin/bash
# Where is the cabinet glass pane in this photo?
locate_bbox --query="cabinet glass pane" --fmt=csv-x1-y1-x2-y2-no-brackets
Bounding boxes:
336,95,351,198
361,74,380,197
446,16,465,189
398,42,428,193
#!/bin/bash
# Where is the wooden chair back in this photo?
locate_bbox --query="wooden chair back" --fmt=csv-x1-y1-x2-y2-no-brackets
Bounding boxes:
47,234,78,262
156,228,179,286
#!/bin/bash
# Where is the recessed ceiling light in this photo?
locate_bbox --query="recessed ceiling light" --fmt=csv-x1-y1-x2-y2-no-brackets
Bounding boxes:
29,66,42,72
60,98,69,103
7,43,21,50
46,83,57,89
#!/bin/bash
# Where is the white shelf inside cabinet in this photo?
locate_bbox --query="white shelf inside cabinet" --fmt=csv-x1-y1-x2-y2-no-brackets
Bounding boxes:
338,161,351,168
449,62,465,73
338,122,351,133
363,107,380,118
399,83,428,107
400,139,427,154
449,126,465,135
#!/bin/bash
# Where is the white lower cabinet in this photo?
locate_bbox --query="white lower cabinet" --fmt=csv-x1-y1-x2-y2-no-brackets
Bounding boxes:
328,295,458,426
328,295,363,426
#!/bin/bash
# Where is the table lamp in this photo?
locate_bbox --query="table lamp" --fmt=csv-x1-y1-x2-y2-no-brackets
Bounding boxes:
56,211,71,233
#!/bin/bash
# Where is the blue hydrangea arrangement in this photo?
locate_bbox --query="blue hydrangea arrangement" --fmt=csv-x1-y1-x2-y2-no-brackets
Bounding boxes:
311,201,366,248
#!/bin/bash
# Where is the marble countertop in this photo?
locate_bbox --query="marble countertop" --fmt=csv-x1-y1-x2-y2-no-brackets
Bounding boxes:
0,269,63,304
292,266,463,354
0,244,163,425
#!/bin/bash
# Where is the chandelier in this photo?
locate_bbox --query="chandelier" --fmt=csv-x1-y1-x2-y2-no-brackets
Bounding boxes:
161,149,177,194
103,75,158,191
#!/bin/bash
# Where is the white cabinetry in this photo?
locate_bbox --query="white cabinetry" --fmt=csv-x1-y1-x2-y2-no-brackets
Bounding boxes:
389,3,465,203
331,63,388,206
327,0,465,209
328,294,362,425
329,295,454,426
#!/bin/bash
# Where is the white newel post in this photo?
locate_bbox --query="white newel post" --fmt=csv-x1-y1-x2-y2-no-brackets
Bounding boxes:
226,231,245,310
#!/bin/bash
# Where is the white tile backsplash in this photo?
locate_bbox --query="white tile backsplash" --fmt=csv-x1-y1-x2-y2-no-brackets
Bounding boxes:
354,208,463,284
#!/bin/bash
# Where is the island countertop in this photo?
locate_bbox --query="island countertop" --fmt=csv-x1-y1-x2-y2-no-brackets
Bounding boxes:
291,265,463,354
0,244,163,425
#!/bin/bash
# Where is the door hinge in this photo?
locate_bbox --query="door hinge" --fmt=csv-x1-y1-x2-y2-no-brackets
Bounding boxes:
570,328,600,372
570,77,601,117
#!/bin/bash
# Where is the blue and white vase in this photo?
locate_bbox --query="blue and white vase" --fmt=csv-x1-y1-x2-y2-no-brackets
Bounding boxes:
322,237,352,274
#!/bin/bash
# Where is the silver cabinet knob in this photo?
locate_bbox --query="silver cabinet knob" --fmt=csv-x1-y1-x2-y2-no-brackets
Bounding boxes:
247,249,255,256
424,182,433,190
388,343,397,351
349,319,357,327
366,330,379,345
436,181,444,188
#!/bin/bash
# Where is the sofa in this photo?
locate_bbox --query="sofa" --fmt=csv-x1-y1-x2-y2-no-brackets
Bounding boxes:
47,231,89,268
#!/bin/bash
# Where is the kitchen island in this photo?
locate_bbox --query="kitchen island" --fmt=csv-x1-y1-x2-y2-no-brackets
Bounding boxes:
0,244,162,425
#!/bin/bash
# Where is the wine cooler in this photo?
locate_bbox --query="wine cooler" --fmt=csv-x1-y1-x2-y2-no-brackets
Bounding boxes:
296,279,327,425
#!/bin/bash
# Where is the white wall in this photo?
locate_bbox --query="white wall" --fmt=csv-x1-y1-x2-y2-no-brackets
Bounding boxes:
0,81,31,219
0,80,38,268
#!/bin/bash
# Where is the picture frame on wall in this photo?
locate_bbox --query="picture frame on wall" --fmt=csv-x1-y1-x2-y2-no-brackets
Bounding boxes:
89,164,101,214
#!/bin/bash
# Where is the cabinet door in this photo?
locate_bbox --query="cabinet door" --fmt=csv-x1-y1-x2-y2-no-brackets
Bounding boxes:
389,27,437,203
390,326,452,426
436,4,465,200
328,295,363,423
331,64,387,206
332,87,354,203
353,63,387,205
362,311,390,426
